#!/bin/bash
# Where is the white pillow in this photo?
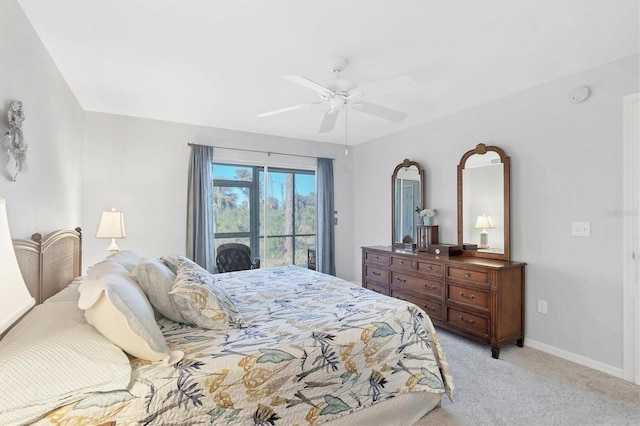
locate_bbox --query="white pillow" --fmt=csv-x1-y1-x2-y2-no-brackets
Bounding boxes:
107,250,142,272
86,259,131,280
0,301,131,425
133,257,186,323
78,273,183,364
101,250,141,273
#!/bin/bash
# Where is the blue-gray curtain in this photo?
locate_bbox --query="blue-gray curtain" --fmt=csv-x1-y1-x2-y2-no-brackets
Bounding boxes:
317,157,336,275
186,144,215,272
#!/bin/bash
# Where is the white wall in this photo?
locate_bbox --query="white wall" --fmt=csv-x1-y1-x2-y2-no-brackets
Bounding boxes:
0,0,83,238
353,53,640,373
82,112,354,278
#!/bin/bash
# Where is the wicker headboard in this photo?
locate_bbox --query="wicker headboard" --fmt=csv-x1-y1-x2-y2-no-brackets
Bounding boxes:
13,227,82,304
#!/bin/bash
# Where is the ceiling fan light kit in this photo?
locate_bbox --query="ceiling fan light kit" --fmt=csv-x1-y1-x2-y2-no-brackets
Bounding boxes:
257,56,413,134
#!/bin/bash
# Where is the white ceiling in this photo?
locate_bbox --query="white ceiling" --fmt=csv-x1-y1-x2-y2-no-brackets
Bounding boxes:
18,0,639,145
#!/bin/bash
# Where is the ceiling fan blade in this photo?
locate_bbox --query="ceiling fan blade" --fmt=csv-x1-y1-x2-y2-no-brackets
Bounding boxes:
319,110,340,133
352,101,408,122
351,75,418,95
257,101,324,118
283,75,332,95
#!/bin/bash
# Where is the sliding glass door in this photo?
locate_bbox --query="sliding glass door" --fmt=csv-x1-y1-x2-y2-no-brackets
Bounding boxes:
212,164,259,253
212,163,315,267
259,168,316,267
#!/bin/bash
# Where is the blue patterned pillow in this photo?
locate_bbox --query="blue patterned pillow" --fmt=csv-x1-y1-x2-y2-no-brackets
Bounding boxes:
161,255,242,329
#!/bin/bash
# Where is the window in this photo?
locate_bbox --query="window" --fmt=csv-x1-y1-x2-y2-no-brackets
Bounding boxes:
212,163,316,267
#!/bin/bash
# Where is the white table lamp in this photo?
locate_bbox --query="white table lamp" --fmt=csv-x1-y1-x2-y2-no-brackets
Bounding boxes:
96,207,126,253
475,214,495,249
0,198,35,334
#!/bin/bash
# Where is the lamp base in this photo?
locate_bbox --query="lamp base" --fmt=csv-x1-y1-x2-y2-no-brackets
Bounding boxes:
479,230,489,249
107,238,120,254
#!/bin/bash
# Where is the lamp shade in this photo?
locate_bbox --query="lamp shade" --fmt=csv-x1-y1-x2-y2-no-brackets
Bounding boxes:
0,198,35,334
96,208,126,239
474,214,495,229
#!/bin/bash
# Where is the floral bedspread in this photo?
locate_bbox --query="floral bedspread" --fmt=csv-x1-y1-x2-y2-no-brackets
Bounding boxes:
37,266,453,426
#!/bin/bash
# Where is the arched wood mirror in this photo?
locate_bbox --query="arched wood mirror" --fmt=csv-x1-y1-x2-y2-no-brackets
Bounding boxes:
457,143,510,260
392,159,425,247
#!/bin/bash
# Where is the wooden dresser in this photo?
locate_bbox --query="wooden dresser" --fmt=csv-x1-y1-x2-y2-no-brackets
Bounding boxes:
362,245,525,358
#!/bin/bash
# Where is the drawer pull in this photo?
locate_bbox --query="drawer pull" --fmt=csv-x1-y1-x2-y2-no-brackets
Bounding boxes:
425,284,437,290
458,315,475,325
399,260,404,264
372,271,381,276
464,272,471,278
426,266,432,270
375,256,380,260
395,277,406,283
459,291,475,300
424,304,436,312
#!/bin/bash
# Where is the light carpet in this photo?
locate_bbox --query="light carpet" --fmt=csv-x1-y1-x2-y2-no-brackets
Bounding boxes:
416,328,640,425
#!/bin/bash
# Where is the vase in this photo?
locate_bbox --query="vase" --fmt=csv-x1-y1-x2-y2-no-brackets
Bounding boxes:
422,216,433,226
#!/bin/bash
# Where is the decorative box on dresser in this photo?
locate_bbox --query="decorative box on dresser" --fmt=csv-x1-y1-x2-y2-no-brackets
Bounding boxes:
362,246,525,359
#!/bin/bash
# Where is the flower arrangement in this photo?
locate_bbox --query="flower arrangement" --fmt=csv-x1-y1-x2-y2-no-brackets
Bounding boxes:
416,207,437,218
416,207,437,226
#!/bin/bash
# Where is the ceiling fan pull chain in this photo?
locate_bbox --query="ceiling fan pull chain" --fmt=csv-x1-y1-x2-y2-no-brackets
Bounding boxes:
344,107,349,156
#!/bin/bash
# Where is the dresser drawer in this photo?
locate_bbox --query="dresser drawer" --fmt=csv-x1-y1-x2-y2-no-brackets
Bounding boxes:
390,256,443,278
447,307,489,338
447,283,489,310
390,272,443,299
364,264,389,283
364,251,390,266
390,256,414,271
416,260,443,277
365,281,389,296
391,289,443,321
447,265,489,286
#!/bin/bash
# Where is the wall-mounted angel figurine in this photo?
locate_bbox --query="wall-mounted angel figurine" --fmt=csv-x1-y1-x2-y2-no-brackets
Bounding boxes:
4,101,27,182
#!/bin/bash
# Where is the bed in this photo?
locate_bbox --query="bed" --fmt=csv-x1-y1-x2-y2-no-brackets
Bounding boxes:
1,228,454,426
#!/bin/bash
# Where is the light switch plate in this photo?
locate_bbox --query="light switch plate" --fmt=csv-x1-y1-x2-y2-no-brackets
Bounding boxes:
571,221,591,237
537,299,548,314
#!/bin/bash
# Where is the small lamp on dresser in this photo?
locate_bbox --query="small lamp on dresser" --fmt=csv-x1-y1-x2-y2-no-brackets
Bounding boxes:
0,198,35,334
475,214,495,249
96,207,127,253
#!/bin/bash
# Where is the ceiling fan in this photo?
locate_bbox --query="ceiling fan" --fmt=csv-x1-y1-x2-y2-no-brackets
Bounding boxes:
257,57,416,133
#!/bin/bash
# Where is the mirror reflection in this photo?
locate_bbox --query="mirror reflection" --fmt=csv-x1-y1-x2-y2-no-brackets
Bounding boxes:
458,144,510,260
392,159,424,247
462,152,504,253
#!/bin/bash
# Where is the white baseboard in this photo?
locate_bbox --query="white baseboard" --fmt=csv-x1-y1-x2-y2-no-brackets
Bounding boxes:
525,338,624,379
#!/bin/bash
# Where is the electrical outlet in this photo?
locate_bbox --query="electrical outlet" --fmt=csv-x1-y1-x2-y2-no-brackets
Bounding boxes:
571,222,591,237
537,299,548,314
